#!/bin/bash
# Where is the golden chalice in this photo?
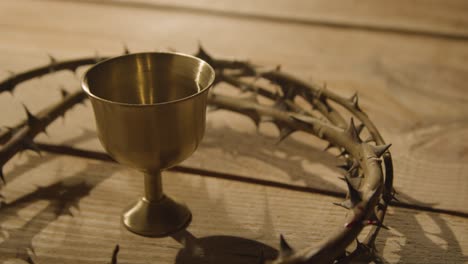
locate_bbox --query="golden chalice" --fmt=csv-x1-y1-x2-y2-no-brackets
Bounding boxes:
82,52,215,236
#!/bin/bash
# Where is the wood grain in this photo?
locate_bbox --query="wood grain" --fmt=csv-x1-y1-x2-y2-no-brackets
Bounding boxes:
0,0,467,263
1,154,467,263
76,0,468,40
1,0,467,212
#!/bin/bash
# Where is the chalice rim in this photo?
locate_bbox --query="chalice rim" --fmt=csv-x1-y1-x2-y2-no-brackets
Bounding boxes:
81,51,215,107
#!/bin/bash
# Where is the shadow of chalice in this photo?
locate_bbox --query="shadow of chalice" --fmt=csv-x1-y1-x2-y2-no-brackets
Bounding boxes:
82,52,215,237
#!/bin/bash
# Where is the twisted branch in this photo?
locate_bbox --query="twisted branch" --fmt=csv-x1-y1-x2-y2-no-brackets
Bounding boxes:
0,89,86,183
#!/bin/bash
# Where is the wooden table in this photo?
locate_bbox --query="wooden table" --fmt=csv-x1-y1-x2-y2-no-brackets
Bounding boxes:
1,1,467,263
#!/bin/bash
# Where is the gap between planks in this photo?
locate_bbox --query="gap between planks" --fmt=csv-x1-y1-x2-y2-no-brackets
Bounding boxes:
34,141,468,219
47,0,468,42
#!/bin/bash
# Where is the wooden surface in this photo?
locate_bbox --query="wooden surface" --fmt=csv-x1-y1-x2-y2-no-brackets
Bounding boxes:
0,0,467,263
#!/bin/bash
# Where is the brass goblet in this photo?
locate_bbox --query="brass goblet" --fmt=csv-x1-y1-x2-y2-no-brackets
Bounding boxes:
81,52,215,237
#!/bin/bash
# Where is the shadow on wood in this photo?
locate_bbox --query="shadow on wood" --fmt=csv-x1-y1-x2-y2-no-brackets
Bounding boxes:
201,122,344,192
0,163,113,262
377,192,468,263
0,129,116,263
172,229,278,264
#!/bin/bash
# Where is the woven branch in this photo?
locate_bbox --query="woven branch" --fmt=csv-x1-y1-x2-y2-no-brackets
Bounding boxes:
0,47,394,264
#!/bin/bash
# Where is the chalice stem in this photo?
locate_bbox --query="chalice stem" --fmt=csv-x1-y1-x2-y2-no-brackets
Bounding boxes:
122,171,192,236
144,172,163,201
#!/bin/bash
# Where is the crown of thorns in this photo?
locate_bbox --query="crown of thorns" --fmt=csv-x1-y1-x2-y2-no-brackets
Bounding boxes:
0,46,394,264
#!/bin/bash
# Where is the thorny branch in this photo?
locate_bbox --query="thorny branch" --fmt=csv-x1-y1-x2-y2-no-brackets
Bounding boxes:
0,89,86,183
0,46,394,264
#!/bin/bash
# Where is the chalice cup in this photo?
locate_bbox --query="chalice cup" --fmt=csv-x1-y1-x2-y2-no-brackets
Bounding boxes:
82,52,215,237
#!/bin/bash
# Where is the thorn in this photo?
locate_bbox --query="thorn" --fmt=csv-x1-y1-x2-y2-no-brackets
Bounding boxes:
28,242,36,255
371,144,392,157
2,79,15,95
350,92,363,111
123,43,130,55
345,176,361,206
71,66,80,77
275,65,281,72
335,179,363,210
346,118,362,143
22,104,39,126
60,87,69,98
354,239,382,263
4,70,17,94
111,244,120,264
48,54,57,63
315,85,326,99
195,42,214,65
48,54,57,73
347,159,360,176
22,104,47,135
290,114,314,128
323,142,336,151
279,234,294,256
315,82,328,100
277,126,295,144
245,111,261,128
356,123,365,135
350,92,358,104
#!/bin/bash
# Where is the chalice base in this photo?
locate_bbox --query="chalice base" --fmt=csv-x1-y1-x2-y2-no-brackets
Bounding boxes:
122,195,192,237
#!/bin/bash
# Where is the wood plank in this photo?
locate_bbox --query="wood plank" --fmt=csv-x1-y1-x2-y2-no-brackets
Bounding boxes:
0,154,347,263
0,3,468,263
1,0,467,214
99,0,468,39
1,154,467,263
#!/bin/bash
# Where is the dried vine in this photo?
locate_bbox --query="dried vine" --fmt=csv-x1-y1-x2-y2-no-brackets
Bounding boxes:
0,46,394,264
